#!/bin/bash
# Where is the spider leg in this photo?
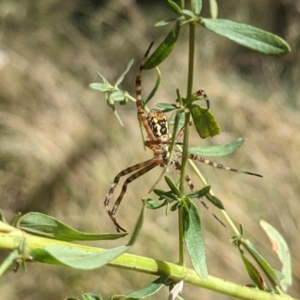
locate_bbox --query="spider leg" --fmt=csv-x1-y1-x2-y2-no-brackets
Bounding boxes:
174,161,226,227
105,159,160,232
187,153,263,178
185,173,226,227
194,89,210,110
172,89,210,142
174,121,193,142
135,42,157,141
104,158,156,213
146,116,192,192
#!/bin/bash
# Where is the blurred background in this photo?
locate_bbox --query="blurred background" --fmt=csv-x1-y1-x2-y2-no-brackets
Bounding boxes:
0,0,300,299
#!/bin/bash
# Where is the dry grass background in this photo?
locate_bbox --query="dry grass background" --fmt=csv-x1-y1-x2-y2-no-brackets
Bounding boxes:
0,1,300,299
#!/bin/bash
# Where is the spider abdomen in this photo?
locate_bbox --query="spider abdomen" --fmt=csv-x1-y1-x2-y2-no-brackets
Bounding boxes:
147,108,169,140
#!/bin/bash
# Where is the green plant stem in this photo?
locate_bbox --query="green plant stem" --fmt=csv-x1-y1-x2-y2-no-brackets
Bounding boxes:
179,21,196,186
186,23,195,97
221,209,240,236
179,17,196,195
177,207,185,266
178,21,241,236
179,6,241,239
178,20,196,268
0,224,297,300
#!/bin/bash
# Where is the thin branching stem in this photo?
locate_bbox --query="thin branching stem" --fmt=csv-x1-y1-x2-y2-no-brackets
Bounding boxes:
0,222,295,300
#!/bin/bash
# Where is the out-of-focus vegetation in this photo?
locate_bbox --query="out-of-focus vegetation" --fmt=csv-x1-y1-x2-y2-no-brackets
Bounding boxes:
0,0,299,299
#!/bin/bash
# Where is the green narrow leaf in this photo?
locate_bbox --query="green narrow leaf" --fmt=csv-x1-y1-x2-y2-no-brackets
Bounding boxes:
143,22,180,69
242,239,280,289
201,19,291,55
153,189,178,201
111,276,167,300
192,0,202,15
144,67,161,105
44,205,144,270
90,72,111,92
96,72,110,84
260,220,292,291
18,212,127,241
0,249,20,277
169,110,183,156
205,193,225,210
89,83,110,92
155,18,179,27
155,103,178,112
94,72,110,86
190,104,221,138
143,198,167,210
188,138,245,157
168,110,185,139
45,244,130,270
112,104,124,126
176,88,183,106
209,0,218,19
164,176,182,198
182,9,197,18
110,90,126,101
83,293,103,300
127,203,145,246
167,0,183,15
115,59,134,87
239,224,244,237
170,202,181,212
31,214,144,269
240,252,266,290
187,185,210,199
183,199,207,279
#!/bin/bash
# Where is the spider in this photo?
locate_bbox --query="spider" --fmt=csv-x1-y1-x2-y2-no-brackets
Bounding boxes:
104,42,262,232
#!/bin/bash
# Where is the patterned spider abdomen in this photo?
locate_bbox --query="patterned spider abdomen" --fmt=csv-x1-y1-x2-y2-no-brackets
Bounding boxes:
147,108,169,141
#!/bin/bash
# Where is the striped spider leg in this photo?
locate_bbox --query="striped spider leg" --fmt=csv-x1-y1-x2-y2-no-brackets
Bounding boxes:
104,43,262,232
185,153,263,177
174,155,262,227
104,158,163,232
175,159,226,227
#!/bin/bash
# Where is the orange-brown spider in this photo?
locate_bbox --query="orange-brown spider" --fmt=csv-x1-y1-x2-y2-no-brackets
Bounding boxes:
104,43,262,232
